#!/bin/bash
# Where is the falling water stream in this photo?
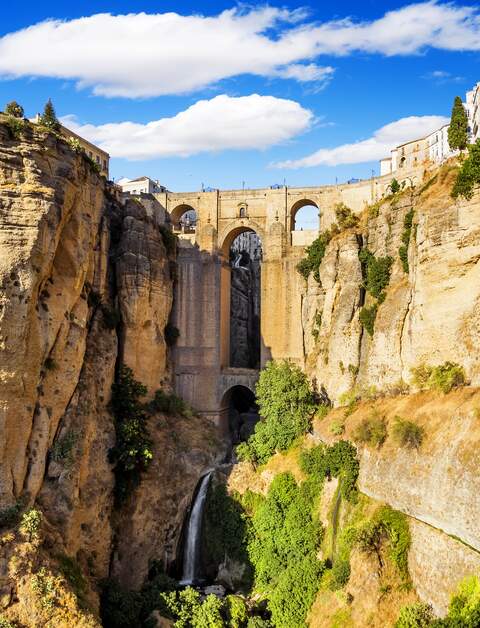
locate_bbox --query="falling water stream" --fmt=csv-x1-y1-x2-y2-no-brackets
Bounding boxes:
180,471,213,585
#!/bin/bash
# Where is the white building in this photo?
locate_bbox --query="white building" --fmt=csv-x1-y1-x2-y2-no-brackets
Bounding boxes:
465,82,480,143
119,176,167,195
426,124,451,163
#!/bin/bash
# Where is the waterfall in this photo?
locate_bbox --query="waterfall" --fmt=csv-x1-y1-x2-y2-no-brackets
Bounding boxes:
180,471,213,585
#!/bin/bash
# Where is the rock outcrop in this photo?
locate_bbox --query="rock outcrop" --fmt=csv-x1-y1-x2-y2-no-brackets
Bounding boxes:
302,167,480,402
0,118,222,624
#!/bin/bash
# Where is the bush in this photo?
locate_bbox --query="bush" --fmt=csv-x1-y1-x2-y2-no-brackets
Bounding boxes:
359,303,378,336
0,617,17,628
4,116,25,140
389,179,401,194
359,248,393,302
452,139,480,200
399,208,414,273
31,568,58,611
100,579,143,628
244,361,317,464
50,430,77,466
164,323,180,346
354,413,387,448
296,227,338,282
110,366,153,501
395,602,435,627
442,574,480,627
159,225,177,256
4,101,24,118
150,389,192,417
410,362,465,393
355,506,411,582
334,203,359,230
299,441,359,503
329,559,351,590
20,508,42,541
392,417,424,449
160,588,224,627
329,418,345,436
57,554,87,602
226,595,248,628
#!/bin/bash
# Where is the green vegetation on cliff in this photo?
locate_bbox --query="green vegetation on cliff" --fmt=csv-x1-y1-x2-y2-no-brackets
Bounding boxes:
237,361,317,465
452,139,480,200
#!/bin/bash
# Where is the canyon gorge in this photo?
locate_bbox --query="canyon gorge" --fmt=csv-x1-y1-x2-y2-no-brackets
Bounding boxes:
0,114,479,627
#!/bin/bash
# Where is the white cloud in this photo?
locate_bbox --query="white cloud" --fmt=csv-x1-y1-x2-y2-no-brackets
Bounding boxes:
273,115,449,169
0,3,478,97
423,69,464,83
61,94,313,160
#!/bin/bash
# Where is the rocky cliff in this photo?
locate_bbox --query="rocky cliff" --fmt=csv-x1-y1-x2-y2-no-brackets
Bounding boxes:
302,165,480,401
0,117,221,625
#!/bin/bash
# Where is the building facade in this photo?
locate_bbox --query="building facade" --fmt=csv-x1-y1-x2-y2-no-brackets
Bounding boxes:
119,176,167,195
465,82,480,143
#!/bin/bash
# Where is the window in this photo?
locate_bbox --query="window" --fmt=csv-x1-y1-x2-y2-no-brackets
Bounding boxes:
239,205,247,218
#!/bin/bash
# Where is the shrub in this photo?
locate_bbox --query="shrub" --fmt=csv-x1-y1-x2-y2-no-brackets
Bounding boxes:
57,554,87,602
31,568,58,611
164,323,180,346
67,137,82,153
392,417,424,450
410,362,465,393
159,225,177,256
296,227,338,282
399,208,414,273
395,602,435,627
429,362,466,393
100,578,143,628
50,430,77,466
160,588,224,627
329,559,351,590
334,203,359,230
85,155,101,174
226,595,248,628
4,116,25,139
20,508,42,541
442,574,480,627
0,617,17,628
359,248,393,302
354,413,387,448
150,389,192,417
4,101,24,118
245,361,317,464
355,506,410,581
110,366,153,501
389,179,401,194
452,139,480,200
330,418,345,436
359,303,378,336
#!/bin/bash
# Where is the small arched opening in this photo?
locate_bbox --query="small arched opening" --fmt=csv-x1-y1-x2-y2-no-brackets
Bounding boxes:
221,385,259,445
170,204,197,234
290,199,320,232
222,228,262,369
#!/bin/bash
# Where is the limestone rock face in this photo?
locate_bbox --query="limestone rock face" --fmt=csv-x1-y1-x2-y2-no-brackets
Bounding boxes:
0,120,222,622
302,175,480,402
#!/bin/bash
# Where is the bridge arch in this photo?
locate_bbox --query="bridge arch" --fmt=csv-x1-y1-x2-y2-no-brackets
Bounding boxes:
218,220,265,257
170,203,197,232
219,383,259,443
290,198,320,232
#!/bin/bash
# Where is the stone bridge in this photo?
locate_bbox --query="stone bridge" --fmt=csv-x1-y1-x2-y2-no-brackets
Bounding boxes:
157,169,422,427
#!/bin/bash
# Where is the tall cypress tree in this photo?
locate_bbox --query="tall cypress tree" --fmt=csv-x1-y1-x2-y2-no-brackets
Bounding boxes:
40,98,61,132
448,96,469,151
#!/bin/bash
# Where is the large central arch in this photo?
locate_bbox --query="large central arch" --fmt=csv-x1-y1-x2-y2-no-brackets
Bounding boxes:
219,224,263,369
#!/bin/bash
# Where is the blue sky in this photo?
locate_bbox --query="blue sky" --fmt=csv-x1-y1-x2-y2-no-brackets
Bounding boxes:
0,1,479,192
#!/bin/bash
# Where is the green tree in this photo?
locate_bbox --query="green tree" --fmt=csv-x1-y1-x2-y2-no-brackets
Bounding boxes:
40,98,61,131
448,96,469,151
452,139,480,200
5,101,24,118
244,361,317,464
